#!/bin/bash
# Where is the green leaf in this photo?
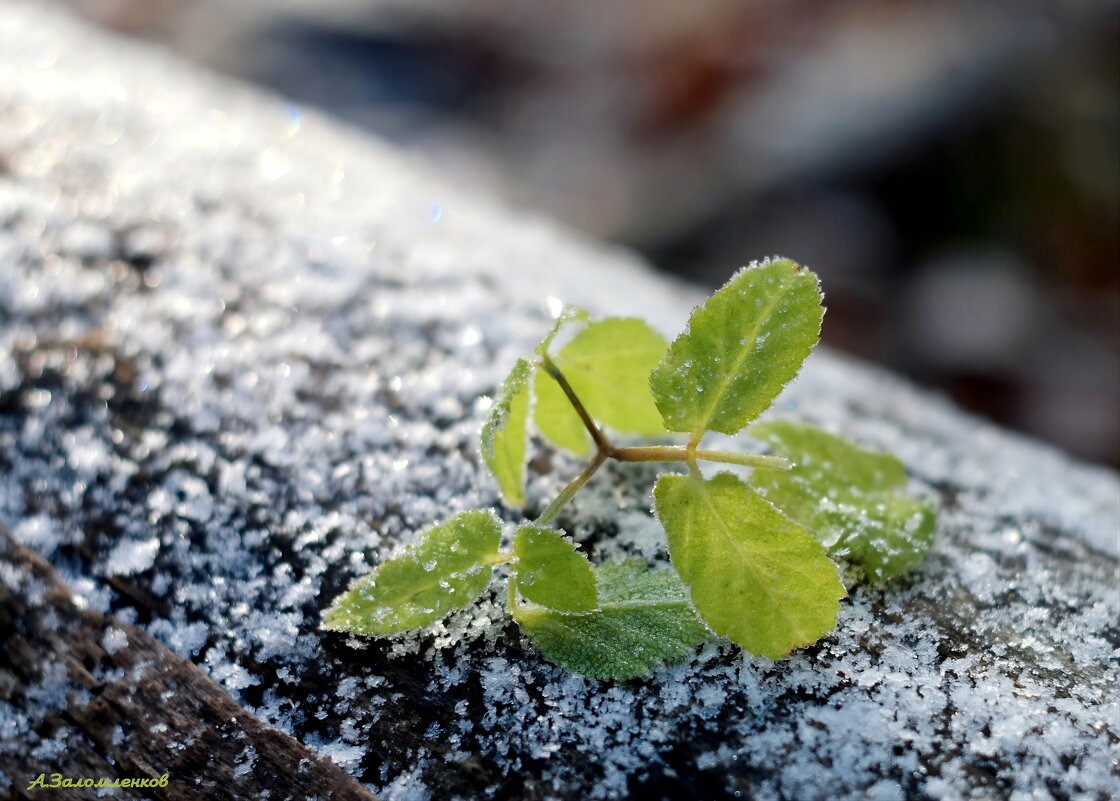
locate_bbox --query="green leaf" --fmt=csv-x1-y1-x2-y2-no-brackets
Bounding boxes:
649,258,824,437
533,317,668,454
531,306,593,455
534,368,592,456
512,560,709,680
549,318,668,436
513,525,597,611
535,305,590,357
322,510,502,635
481,358,532,506
749,421,935,580
654,472,844,659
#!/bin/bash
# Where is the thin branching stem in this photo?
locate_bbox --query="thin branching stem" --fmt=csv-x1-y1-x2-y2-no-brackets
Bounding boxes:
538,354,611,453
533,355,789,524
534,450,608,526
612,446,790,471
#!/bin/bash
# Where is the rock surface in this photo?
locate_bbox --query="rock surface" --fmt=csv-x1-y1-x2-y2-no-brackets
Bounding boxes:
1,5,1117,800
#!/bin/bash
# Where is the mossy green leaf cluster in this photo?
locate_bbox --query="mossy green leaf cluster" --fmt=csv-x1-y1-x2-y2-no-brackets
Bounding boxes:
324,258,938,681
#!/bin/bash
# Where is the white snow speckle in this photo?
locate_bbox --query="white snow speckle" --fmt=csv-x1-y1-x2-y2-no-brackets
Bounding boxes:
101,626,128,655
233,745,258,778
104,537,160,576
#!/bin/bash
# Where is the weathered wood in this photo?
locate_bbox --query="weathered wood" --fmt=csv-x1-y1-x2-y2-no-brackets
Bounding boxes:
0,532,376,801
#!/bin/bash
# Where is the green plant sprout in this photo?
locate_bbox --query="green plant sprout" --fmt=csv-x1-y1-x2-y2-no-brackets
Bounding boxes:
322,258,936,680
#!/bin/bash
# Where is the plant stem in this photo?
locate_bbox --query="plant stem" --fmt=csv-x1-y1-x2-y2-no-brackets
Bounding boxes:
538,354,611,453
531,356,788,527
534,450,607,526
611,445,791,471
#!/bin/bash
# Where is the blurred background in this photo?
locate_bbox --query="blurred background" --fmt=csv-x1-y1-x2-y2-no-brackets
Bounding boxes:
50,0,1120,466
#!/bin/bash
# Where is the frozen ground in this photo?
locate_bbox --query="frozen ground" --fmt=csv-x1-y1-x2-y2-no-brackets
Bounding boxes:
0,4,1117,800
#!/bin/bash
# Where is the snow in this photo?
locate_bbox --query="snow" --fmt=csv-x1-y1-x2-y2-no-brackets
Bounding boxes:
234,745,258,778
104,537,160,577
30,730,69,761
323,742,366,771
101,626,128,655
0,4,1117,801
11,515,75,556
381,768,432,801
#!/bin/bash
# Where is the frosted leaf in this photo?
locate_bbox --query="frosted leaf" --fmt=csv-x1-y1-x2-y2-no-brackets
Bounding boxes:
534,367,592,456
512,525,597,612
649,258,823,437
532,305,593,455
541,317,668,438
322,510,501,636
655,472,845,659
480,358,532,506
534,305,590,357
750,421,935,580
512,561,708,680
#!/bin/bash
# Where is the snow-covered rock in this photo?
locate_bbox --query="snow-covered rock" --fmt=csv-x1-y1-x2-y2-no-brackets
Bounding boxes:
0,5,1116,800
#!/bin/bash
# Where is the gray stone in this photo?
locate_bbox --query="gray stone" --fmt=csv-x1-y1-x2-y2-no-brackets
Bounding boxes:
0,5,1117,800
